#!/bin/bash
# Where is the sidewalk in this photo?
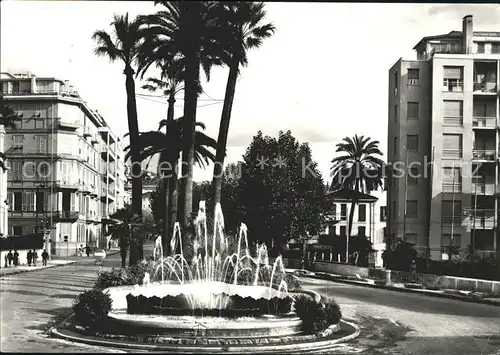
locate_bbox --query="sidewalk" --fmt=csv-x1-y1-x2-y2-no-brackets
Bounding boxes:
0,260,77,277
293,269,500,307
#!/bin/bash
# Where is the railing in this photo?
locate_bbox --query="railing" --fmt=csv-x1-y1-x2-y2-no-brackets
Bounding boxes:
2,89,79,97
55,211,79,219
442,149,462,159
441,183,462,193
442,117,463,126
473,82,498,94
472,116,496,128
471,182,496,195
472,149,496,161
442,79,463,92
462,208,496,229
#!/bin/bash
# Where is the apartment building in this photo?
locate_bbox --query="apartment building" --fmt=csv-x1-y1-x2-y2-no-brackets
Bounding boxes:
387,15,500,261
323,189,387,266
0,124,8,236
0,71,129,256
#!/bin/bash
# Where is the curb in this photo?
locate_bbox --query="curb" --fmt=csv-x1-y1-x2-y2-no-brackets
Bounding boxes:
306,274,500,307
0,261,78,278
49,318,360,354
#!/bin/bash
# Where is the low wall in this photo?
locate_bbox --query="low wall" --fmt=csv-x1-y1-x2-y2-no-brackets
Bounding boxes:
279,258,500,296
0,249,44,268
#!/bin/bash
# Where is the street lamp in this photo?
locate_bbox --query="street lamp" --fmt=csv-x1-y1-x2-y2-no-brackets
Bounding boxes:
35,184,45,233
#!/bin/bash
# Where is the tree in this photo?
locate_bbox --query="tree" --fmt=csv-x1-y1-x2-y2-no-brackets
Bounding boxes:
92,14,146,265
133,117,216,254
211,2,275,214
108,205,134,268
140,1,224,232
0,100,18,171
330,135,384,263
239,130,326,251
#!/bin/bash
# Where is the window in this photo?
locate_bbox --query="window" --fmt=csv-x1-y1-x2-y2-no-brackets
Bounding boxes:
409,165,419,185
13,135,23,153
477,42,485,54
407,69,420,85
405,233,417,245
406,200,417,218
340,226,346,236
393,137,398,158
443,67,463,92
408,102,419,120
442,167,462,193
358,226,366,237
492,43,500,54
380,206,387,222
441,233,461,256
443,100,463,126
13,226,22,235
35,135,47,153
13,192,22,211
36,191,44,212
358,204,366,222
442,134,462,159
407,135,418,152
340,204,347,220
394,105,399,123
10,160,22,180
394,71,399,95
441,200,462,224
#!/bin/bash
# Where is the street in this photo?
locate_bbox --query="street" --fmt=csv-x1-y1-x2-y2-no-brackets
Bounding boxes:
1,247,499,354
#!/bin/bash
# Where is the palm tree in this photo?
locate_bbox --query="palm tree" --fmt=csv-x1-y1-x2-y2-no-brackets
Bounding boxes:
92,13,146,265
139,1,223,231
0,100,18,171
125,117,216,254
211,2,275,214
330,135,384,263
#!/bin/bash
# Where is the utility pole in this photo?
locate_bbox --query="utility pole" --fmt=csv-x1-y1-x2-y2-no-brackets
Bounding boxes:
403,153,408,241
472,172,478,258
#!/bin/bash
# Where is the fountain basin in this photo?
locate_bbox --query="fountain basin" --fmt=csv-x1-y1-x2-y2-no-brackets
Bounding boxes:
105,281,290,311
106,310,302,338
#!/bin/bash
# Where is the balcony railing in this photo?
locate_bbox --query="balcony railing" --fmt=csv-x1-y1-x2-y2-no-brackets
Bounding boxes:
472,149,496,161
471,182,496,195
54,211,79,220
473,116,496,128
2,89,79,97
442,149,462,159
473,82,498,94
442,183,462,193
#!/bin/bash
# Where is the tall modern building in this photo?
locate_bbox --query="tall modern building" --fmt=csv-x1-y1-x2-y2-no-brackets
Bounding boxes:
0,71,130,256
387,15,500,261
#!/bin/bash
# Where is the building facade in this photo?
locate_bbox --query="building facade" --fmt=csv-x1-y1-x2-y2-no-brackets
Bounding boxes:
0,123,8,237
387,15,500,261
0,71,129,256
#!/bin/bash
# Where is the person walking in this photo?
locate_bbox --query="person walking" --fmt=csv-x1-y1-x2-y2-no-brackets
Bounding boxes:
27,249,33,266
32,250,38,266
7,250,13,267
85,245,91,258
108,240,111,250
13,250,19,266
410,259,417,282
41,250,49,266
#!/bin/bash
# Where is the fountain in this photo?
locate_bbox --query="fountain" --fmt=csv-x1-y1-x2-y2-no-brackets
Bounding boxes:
54,201,356,353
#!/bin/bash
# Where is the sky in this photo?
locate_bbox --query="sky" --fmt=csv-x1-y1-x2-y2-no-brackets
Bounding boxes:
2,2,500,182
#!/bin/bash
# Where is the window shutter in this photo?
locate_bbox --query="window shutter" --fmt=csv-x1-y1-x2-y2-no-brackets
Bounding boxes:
71,193,76,211
444,67,463,79
22,192,27,211
443,134,462,150
443,101,463,117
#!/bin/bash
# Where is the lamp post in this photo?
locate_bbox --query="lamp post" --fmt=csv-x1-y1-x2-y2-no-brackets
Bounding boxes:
35,184,45,233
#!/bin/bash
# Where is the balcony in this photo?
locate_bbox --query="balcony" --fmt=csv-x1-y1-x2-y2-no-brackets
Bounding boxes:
2,89,79,97
58,119,80,130
472,116,496,129
473,62,498,95
462,209,496,230
101,147,116,162
472,149,496,161
473,82,498,94
56,180,80,191
83,127,92,138
471,182,496,195
54,210,79,221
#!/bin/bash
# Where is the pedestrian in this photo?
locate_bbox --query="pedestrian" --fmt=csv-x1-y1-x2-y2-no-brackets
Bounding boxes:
410,259,417,282
86,245,91,257
7,250,13,267
32,250,38,266
108,240,111,250
4,253,7,268
41,250,49,266
13,250,19,266
27,249,33,266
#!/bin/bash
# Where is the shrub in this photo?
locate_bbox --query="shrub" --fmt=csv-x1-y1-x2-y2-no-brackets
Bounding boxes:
322,297,342,325
293,295,328,333
126,260,156,285
94,268,129,290
73,289,112,328
284,273,301,290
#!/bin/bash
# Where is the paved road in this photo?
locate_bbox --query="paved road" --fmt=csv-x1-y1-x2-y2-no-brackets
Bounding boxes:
301,277,500,355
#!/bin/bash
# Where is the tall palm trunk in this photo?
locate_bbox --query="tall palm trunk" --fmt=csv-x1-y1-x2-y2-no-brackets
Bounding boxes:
124,65,142,266
346,200,357,263
162,94,176,255
212,56,239,213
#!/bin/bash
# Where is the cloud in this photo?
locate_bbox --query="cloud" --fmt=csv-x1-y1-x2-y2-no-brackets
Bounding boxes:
426,5,500,26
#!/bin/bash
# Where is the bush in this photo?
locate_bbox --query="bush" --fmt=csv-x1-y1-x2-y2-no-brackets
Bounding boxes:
284,273,301,290
94,268,129,290
126,260,156,285
293,295,328,333
73,289,112,328
322,297,342,325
